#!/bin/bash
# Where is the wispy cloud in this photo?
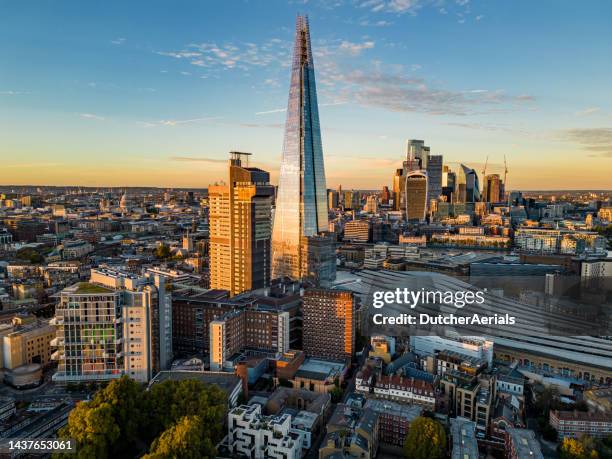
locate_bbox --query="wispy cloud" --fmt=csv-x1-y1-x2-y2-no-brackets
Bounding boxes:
339,40,375,56
562,128,612,158
169,156,227,163
80,113,105,121
139,116,221,127
255,108,287,116
111,37,126,45
0,90,29,95
575,107,601,117
317,64,535,116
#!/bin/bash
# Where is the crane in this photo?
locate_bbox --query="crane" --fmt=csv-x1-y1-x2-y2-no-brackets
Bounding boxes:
481,155,489,180
503,154,508,188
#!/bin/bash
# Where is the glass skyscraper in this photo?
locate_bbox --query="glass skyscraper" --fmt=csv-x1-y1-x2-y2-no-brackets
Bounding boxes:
272,16,328,279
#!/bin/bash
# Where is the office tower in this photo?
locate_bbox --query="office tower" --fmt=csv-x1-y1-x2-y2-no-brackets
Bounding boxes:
456,164,481,203
392,168,404,211
442,165,456,203
327,189,339,210
209,152,274,296
300,232,336,287
302,289,355,362
405,171,428,221
51,268,172,383
483,174,502,203
426,154,443,208
365,195,378,213
406,139,429,167
272,16,328,280
381,186,391,205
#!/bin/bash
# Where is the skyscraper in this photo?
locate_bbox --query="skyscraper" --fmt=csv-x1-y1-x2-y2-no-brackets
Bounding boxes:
405,171,428,221
456,164,481,203
483,173,502,203
209,152,274,296
272,16,328,280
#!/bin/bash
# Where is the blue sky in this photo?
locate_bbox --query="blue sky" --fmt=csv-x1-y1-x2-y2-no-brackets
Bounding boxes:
1,0,611,189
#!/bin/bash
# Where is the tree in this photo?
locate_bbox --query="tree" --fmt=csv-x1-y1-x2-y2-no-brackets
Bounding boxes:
330,386,344,403
56,376,146,458
155,244,171,259
403,416,447,459
56,402,120,459
559,436,600,459
146,379,227,443
15,247,43,263
143,415,216,459
55,376,227,459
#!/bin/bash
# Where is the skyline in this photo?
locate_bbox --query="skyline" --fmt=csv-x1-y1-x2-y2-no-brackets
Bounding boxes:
1,1,612,190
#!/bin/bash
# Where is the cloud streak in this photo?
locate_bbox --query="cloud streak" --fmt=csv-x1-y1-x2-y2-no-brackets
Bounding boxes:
562,128,612,158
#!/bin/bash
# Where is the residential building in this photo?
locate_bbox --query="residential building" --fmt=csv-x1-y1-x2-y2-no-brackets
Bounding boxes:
302,289,354,362
209,152,274,296
52,268,172,383
228,403,304,459
550,410,612,439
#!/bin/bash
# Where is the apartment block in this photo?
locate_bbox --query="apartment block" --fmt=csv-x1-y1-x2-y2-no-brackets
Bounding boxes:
228,403,304,459
302,289,354,363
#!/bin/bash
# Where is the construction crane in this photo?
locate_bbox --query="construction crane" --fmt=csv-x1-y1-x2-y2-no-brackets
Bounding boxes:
503,155,508,187
481,155,489,180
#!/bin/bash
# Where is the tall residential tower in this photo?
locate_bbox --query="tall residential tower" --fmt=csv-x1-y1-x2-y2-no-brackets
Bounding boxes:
272,16,328,280
209,152,274,296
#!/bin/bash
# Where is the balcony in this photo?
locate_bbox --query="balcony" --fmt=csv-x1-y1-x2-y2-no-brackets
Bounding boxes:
50,350,64,361
49,337,64,347
49,317,64,326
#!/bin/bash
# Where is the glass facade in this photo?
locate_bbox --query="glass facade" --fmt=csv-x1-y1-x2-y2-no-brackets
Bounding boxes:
272,16,328,279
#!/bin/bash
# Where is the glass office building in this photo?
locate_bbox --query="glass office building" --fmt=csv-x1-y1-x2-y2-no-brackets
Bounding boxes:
272,15,328,279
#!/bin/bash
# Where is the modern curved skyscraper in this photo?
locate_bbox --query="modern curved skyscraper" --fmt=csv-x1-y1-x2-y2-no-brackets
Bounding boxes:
272,15,328,279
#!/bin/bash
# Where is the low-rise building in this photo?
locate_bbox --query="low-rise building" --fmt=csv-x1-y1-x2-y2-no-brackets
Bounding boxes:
550,410,612,440
505,428,543,459
450,417,478,459
228,404,304,459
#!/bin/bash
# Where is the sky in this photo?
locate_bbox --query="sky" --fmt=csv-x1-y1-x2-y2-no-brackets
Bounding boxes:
1,0,611,190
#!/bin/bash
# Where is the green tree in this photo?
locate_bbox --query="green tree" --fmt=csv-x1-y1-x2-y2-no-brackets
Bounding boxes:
155,244,171,259
559,436,600,459
146,379,226,443
56,376,146,458
143,415,216,459
15,247,43,263
56,402,120,459
403,416,447,459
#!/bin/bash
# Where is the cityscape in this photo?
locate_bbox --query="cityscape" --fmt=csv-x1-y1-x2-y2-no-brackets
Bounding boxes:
0,2,611,459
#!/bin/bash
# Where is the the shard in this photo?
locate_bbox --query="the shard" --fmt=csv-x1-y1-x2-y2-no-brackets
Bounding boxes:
272,15,328,279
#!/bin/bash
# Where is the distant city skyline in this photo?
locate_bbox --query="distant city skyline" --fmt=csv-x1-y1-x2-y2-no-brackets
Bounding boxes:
1,1,611,190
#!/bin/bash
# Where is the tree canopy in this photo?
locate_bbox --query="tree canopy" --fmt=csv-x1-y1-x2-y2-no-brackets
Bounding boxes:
403,416,447,459
55,376,227,459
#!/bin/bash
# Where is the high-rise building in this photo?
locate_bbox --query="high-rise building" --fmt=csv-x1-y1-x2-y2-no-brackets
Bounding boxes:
302,289,355,362
456,164,481,203
51,268,172,383
381,186,391,205
483,173,502,203
300,232,336,288
406,139,429,167
405,171,428,221
209,152,274,296
327,189,339,210
392,168,404,211
272,16,328,280
426,154,443,207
